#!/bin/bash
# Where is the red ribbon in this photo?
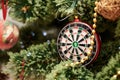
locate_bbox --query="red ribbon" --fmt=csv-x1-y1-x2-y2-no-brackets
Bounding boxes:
1,0,8,20
20,60,25,80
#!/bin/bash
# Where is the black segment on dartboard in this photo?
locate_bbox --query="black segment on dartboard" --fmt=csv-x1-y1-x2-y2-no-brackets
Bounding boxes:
64,46,72,54
79,44,91,47
69,48,74,59
68,27,75,41
78,29,82,33
84,52,87,56
76,34,80,41
70,23,75,27
70,55,73,59
62,29,65,33
84,33,91,39
77,56,81,61
59,43,71,46
76,28,82,41
59,50,67,59
78,33,90,43
60,43,66,46
78,38,84,43
71,34,74,41
77,23,87,29
75,48,79,55
62,34,73,42
72,48,74,53
77,23,92,33
59,52,64,57
69,29,73,33
78,47,85,54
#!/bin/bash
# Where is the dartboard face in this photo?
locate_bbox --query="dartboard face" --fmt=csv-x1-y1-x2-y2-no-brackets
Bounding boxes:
57,21,101,66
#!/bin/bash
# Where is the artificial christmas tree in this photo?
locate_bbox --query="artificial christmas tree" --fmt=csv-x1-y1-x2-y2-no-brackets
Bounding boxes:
0,0,120,80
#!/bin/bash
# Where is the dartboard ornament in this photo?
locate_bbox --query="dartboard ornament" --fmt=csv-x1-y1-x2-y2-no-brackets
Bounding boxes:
57,17,101,66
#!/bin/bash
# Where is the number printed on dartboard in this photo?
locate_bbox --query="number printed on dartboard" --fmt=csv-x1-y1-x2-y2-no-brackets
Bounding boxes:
57,17,101,66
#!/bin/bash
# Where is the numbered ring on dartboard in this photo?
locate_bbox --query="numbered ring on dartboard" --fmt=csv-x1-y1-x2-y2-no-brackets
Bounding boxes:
57,18,101,66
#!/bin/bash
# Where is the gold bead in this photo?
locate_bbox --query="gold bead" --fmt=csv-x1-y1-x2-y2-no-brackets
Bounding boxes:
95,1,98,5
91,35,95,39
84,56,89,60
81,59,85,63
94,7,97,12
94,13,97,17
65,64,69,67
91,40,94,45
87,51,92,56
93,24,96,28
70,63,74,67
113,75,117,78
93,18,97,23
54,73,57,76
92,30,96,34
117,71,120,75
89,49,93,52
75,16,78,19
75,62,80,65
54,73,57,79
89,46,93,50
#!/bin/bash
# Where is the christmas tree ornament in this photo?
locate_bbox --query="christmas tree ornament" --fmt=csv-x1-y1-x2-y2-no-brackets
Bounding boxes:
0,21,19,50
57,1,101,66
0,0,19,50
57,16,101,66
96,0,120,21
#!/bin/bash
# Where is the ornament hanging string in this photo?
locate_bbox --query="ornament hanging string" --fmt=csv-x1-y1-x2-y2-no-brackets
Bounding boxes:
55,12,83,21
55,0,82,21
1,0,8,20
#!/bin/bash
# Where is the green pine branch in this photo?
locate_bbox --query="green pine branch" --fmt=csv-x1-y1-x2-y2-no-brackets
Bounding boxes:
2,40,60,80
96,51,120,80
46,61,94,80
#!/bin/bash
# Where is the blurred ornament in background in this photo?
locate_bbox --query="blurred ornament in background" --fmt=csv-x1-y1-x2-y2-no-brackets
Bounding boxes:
42,31,47,36
96,0,120,21
0,20,19,50
30,32,35,37
19,41,25,49
27,52,31,57
47,40,50,44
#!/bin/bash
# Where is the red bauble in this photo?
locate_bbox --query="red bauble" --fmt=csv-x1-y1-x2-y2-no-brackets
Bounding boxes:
0,20,19,50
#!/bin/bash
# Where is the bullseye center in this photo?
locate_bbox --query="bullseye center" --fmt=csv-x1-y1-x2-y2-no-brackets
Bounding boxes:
72,41,78,48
